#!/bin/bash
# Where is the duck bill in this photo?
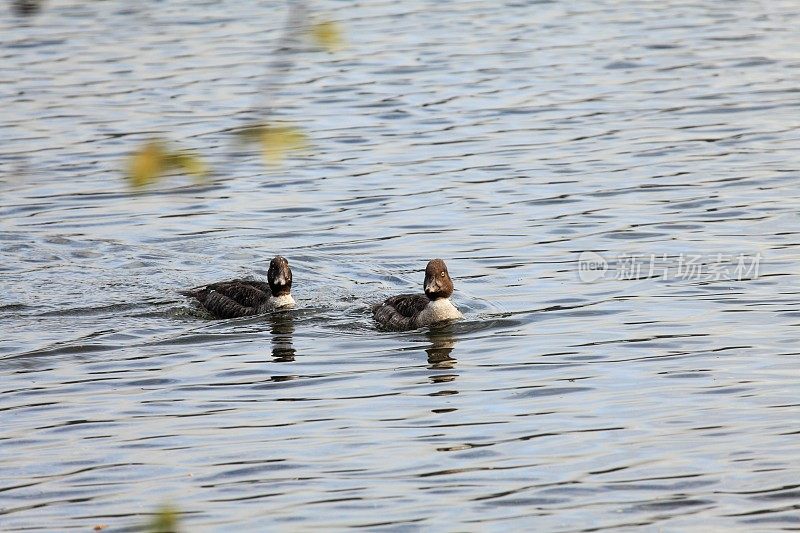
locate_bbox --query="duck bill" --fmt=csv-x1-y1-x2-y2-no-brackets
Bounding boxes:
424,279,441,298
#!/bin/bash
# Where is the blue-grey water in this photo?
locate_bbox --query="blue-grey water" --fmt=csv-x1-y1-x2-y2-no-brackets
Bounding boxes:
2,0,799,530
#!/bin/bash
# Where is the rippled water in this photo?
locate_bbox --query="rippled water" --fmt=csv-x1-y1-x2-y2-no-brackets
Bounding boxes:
2,0,800,530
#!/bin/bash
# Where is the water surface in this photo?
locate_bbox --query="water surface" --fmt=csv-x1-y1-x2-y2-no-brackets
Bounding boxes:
1,0,799,530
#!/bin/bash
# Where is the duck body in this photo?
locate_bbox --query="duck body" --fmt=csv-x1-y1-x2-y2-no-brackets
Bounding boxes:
182,280,294,319
372,259,463,331
182,256,294,319
373,293,462,330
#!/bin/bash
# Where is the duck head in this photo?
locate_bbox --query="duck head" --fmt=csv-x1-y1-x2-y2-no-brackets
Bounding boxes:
423,258,454,300
268,256,293,297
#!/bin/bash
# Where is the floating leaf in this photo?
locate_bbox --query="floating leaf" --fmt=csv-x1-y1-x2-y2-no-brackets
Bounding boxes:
233,125,266,144
233,123,308,166
168,152,208,180
127,140,207,189
128,141,167,189
260,124,308,165
310,20,343,51
147,505,179,533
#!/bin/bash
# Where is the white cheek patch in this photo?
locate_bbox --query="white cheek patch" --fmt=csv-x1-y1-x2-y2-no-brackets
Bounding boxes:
274,274,286,286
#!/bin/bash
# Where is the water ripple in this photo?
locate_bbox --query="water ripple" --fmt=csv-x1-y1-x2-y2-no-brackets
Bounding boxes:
1,0,799,530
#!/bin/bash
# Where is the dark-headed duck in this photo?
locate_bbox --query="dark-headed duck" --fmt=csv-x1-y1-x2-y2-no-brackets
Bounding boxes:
372,259,463,330
182,255,295,318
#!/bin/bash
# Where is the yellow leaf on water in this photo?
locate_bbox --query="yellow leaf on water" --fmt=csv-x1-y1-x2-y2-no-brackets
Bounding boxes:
310,20,343,51
233,125,266,144
147,505,179,533
168,152,208,183
260,125,308,165
232,123,308,166
128,141,167,189
127,140,208,189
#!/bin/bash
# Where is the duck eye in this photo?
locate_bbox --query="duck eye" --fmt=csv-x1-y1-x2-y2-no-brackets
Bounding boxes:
440,272,445,276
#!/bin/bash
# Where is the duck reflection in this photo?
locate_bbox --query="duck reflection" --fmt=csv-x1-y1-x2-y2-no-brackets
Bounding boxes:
13,0,43,17
269,311,296,362
426,324,457,372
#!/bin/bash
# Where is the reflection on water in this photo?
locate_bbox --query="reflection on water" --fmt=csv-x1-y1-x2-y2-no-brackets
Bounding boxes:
1,0,800,530
426,326,457,369
269,312,296,362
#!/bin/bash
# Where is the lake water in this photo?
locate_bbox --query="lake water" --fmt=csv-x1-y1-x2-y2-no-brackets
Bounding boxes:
1,0,799,530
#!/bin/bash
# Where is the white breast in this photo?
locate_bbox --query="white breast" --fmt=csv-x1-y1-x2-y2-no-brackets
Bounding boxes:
417,298,463,326
261,294,295,311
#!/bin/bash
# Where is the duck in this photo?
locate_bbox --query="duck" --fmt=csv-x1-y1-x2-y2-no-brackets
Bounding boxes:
372,259,463,330
181,255,295,319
